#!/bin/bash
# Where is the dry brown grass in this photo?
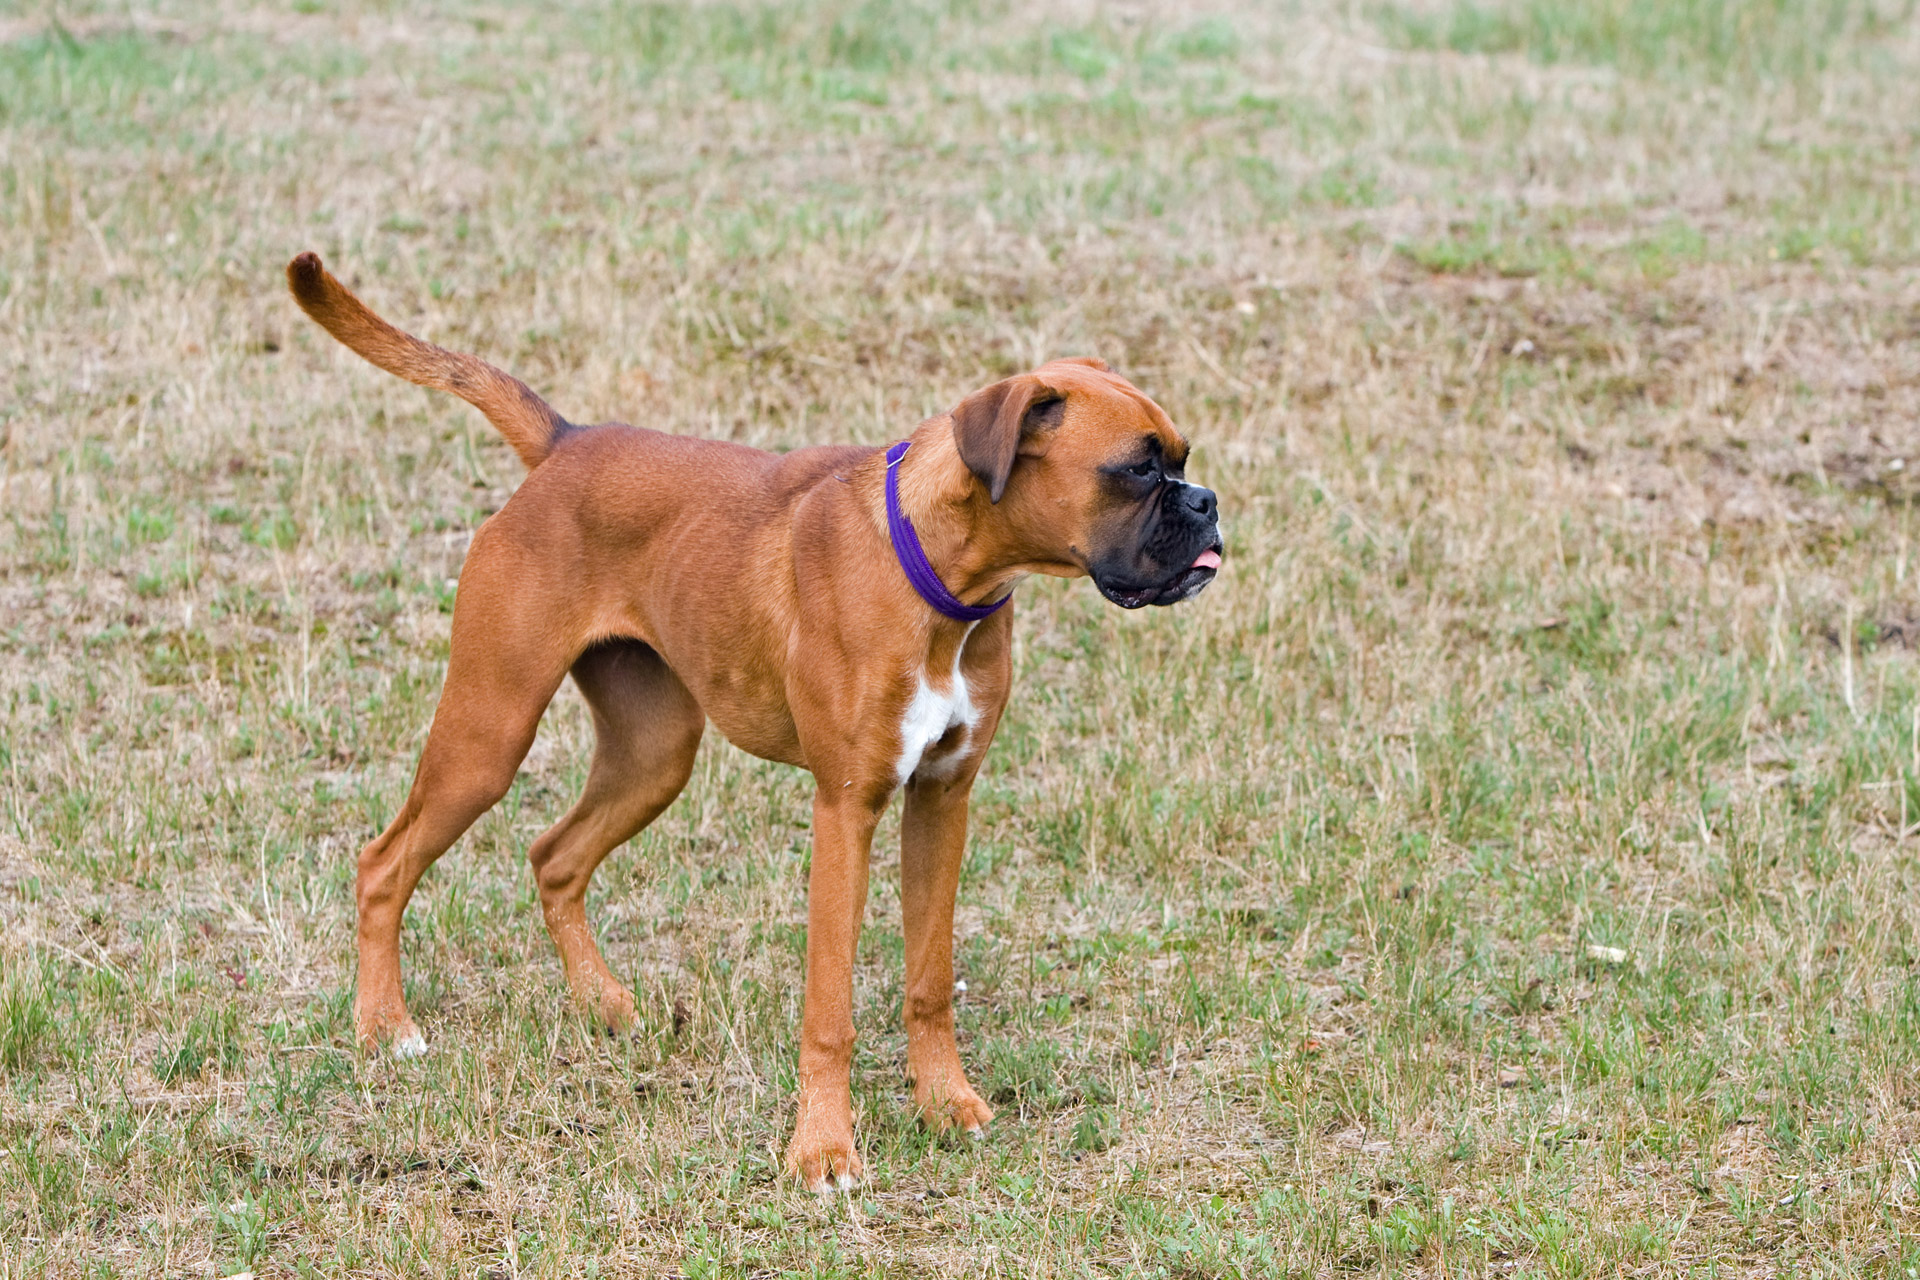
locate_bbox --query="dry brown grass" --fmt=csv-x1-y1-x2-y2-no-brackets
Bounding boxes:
5,0,1920,1275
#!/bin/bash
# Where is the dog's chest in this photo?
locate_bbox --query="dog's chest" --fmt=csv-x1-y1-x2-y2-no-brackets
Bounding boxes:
895,646,978,786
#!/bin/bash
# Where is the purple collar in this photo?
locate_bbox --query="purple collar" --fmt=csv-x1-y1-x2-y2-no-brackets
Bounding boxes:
884,441,1011,623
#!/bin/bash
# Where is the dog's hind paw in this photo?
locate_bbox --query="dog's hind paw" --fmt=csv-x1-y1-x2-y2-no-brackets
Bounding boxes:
391,1029,429,1059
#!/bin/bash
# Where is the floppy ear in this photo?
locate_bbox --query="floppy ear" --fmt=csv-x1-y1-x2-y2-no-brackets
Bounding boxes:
1053,356,1109,372
950,375,1064,504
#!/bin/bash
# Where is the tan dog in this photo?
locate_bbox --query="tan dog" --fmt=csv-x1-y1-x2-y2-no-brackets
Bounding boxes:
286,251,1222,1189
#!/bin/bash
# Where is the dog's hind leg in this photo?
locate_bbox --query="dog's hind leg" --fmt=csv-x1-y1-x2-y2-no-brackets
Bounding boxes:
354,553,576,1056
528,641,704,1033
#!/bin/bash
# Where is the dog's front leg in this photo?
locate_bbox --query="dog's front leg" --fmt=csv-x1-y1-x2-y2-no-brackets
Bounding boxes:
785,784,884,1191
900,770,994,1135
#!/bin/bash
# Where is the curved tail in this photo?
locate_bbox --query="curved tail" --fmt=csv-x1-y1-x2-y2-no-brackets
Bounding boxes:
286,252,569,469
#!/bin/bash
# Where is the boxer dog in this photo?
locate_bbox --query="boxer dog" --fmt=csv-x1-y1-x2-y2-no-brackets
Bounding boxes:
286,252,1222,1190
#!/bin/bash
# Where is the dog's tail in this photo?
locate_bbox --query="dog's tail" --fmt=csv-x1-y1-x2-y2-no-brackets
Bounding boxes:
286,252,568,469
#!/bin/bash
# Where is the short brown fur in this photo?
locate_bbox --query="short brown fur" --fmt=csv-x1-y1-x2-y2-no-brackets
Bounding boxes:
287,252,566,469
287,253,1207,1190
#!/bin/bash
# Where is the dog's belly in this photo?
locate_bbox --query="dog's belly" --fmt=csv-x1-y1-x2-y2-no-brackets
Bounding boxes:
668,662,805,767
707,706,805,769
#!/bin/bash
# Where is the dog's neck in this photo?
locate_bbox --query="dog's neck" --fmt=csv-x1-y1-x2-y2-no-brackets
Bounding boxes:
861,426,1026,615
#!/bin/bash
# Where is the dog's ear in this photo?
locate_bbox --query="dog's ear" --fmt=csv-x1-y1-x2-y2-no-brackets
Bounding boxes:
1053,356,1109,372
951,375,1065,504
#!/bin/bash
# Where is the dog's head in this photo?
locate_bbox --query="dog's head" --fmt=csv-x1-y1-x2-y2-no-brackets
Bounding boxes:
950,358,1222,608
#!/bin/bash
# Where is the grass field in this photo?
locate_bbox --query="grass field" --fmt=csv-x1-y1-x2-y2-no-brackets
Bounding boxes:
5,0,1920,1274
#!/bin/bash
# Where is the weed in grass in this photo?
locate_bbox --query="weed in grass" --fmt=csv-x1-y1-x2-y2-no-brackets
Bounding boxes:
153,1004,244,1083
0,961,60,1072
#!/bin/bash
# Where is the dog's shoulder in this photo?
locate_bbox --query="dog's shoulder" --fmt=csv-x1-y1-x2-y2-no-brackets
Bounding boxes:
766,443,879,499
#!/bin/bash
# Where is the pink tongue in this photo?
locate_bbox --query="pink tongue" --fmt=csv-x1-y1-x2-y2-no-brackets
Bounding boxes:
1192,548,1222,570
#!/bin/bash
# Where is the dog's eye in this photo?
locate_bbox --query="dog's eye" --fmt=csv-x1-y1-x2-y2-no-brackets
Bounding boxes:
1127,460,1156,479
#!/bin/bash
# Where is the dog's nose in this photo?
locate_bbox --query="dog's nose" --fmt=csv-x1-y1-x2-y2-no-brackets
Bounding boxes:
1181,485,1217,521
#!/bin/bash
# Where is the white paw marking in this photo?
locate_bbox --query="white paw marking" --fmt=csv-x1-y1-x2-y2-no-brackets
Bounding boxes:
392,1031,428,1059
895,624,979,785
834,1171,858,1191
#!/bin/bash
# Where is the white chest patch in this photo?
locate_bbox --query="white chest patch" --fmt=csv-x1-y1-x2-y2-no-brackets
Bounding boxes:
895,633,979,786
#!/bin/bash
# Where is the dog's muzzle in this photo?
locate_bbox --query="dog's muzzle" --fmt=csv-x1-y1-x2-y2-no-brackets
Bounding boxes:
1095,542,1222,608
1094,483,1223,608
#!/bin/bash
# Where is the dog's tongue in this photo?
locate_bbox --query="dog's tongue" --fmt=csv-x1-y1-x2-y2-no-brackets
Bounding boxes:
1192,548,1222,570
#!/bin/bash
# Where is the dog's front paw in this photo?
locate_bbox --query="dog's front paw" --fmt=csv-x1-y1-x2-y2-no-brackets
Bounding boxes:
785,1105,863,1193
390,1027,429,1059
356,1002,427,1059
569,972,638,1035
913,1074,994,1136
